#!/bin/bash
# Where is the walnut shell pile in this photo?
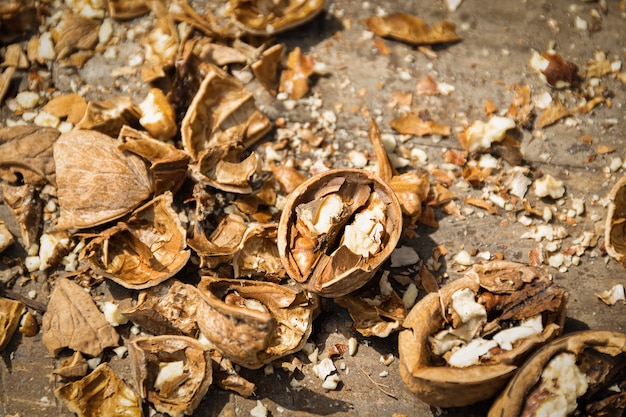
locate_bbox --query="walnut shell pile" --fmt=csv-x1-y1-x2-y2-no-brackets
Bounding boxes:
277,168,403,298
398,260,568,408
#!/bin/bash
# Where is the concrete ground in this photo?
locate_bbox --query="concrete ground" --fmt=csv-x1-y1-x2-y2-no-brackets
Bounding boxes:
1,0,626,416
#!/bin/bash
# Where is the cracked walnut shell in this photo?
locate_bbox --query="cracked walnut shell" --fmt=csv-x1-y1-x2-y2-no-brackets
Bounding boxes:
605,174,626,268
277,169,402,298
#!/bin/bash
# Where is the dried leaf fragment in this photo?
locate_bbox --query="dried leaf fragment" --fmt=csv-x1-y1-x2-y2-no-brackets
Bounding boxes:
229,0,325,35
389,113,451,137
364,13,462,46
0,296,24,351
82,192,190,290
129,335,212,417
53,129,153,230
56,363,142,417
42,278,119,357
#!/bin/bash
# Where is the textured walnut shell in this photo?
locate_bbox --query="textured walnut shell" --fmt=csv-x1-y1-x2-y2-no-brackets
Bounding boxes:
398,260,568,408
129,335,212,417
277,169,402,298
489,330,626,417
195,276,319,369
229,0,325,36
605,174,626,267
82,192,190,289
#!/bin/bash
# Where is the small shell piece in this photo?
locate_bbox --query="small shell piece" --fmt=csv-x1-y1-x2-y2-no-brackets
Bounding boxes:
488,331,626,417
605,174,626,267
129,335,212,417
398,260,568,407
195,276,319,369
277,169,403,298
229,0,325,36
55,363,142,417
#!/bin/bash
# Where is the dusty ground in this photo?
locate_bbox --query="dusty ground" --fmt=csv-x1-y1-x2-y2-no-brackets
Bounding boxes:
1,0,626,416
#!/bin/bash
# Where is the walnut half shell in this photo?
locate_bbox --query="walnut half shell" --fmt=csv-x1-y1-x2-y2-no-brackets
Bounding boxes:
489,330,626,417
277,168,402,298
398,260,568,408
605,174,626,267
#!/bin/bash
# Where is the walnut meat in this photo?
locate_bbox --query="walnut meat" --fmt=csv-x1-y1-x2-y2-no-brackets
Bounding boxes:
277,169,402,298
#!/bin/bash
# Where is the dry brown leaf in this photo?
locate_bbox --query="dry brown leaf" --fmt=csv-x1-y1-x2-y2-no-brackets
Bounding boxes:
364,13,462,45
55,363,142,417
537,97,569,128
118,126,190,195
2,183,42,249
251,43,284,96
82,192,190,289
129,335,212,417
181,64,270,161
196,276,319,369
0,296,24,351
0,125,60,186
279,47,315,100
53,129,153,230
42,278,119,357
390,112,451,137
229,0,325,35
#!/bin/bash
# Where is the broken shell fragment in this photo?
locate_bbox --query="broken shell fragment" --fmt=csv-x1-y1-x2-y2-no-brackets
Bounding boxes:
229,0,325,36
489,330,626,417
82,191,190,290
398,260,568,407
277,169,402,298
0,296,25,351
605,174,626,267
129,335,212,417
55,363,142,417
364,13,462,45
529,50,579,89
195,276,319,369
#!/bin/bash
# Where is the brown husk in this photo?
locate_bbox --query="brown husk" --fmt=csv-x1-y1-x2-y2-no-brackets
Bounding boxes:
398,260,568,407
195,276,319,369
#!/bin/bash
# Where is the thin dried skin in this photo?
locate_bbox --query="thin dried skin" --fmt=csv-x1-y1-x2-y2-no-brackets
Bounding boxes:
278,169,403,298
279,47,314,100
389,113,451,137
252,43,284,96
118,127,190,195
82,192,190,290
55,363,143,417
335,278,406,338
0,296,24,351
229,0,325,35
188,213,248,269
2,183,42,249
106,0,149,20
398,260,568,408
605,174,626,267
233,223,285,279
122,280,202,337
488,331,626,417
51,13,100,59
53,129,153,230
129,335,212,417
0,125,60,186
364,13,462,45
74,97,142,138
41,278,119,357
182,64,270,160
196,277,318,369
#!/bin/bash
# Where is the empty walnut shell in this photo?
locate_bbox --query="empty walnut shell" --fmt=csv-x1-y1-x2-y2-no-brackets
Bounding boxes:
195,276,319,369
277,168,402,298
398,260,568,408
605,174,626,268
229,0,325,36
489,330,626,417
129,335,212,417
